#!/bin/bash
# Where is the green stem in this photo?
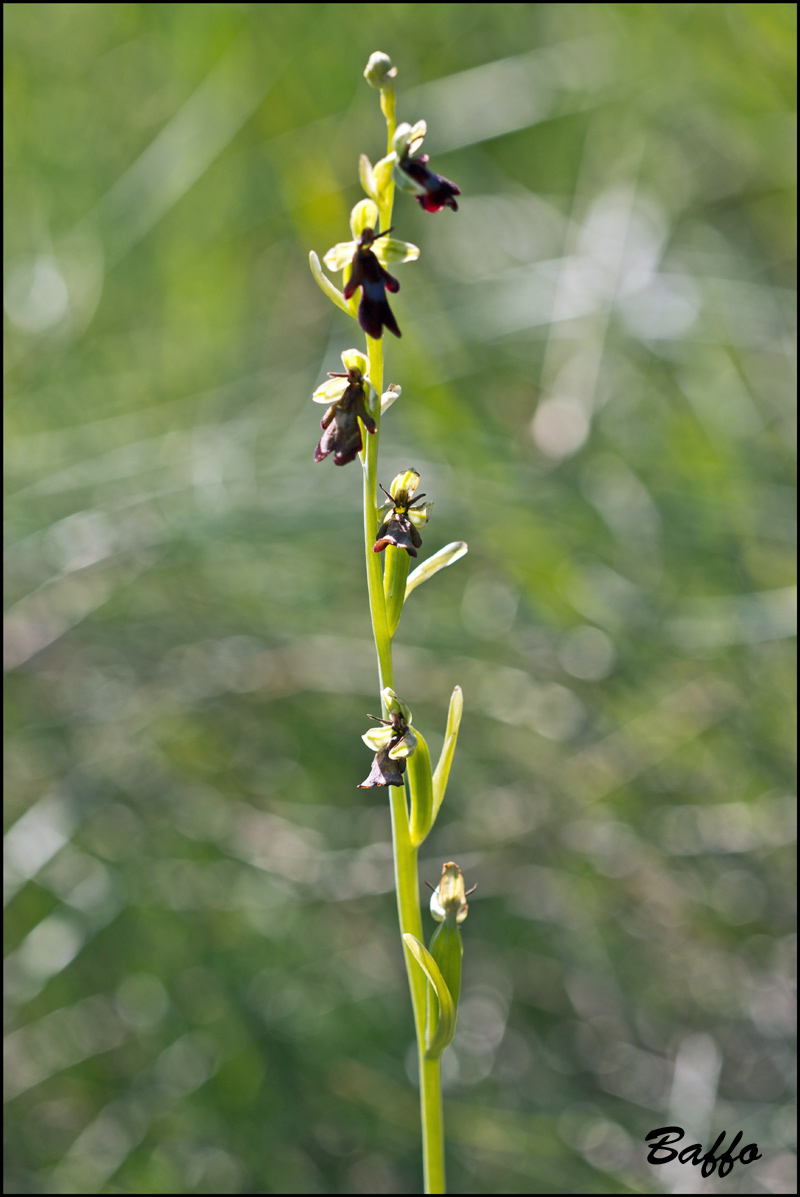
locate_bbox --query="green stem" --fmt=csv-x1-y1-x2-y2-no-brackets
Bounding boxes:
389,790,425,1033
363,335,393,693
420,1055,445,1194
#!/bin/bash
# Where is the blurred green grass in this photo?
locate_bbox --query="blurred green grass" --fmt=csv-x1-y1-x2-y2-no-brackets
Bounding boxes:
4,3,797,1193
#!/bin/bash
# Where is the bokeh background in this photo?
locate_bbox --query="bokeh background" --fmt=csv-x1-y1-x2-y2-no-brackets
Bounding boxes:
4,4,797,1193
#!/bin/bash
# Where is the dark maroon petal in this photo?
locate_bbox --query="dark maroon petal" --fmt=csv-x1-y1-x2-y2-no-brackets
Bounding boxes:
343,254,364,300
355,395,377,434
379,264,400,293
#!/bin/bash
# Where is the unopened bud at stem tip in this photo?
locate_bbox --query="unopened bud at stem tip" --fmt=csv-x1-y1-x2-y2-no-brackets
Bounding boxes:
364,52,397,89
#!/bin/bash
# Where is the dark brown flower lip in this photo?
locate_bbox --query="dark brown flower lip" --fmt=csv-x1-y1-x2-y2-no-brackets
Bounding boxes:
398,154,460,213
313,378,376,466
372,482,427,555
357,745,406,788
343,235,402,339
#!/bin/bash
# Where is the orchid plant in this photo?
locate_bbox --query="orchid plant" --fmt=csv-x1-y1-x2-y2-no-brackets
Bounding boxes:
308,51,470,1195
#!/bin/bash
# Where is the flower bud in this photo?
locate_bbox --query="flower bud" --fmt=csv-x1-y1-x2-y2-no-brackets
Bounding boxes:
430,862,471,925
363,52,397,89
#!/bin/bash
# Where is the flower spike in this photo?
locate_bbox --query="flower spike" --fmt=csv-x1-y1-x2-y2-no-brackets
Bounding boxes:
307,55,470,1187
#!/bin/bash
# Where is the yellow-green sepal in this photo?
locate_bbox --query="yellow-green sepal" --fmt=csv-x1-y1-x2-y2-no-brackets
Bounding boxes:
350,198,379,239
374,237,420,265
322,242,356,272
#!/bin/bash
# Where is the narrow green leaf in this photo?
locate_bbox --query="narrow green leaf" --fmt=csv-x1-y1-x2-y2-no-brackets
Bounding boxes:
402,933,456,1058
432,686,463,819
405,541,468,600
384,544,411,637
308,251,353,318
407,729,434,846
429,920,463,1012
